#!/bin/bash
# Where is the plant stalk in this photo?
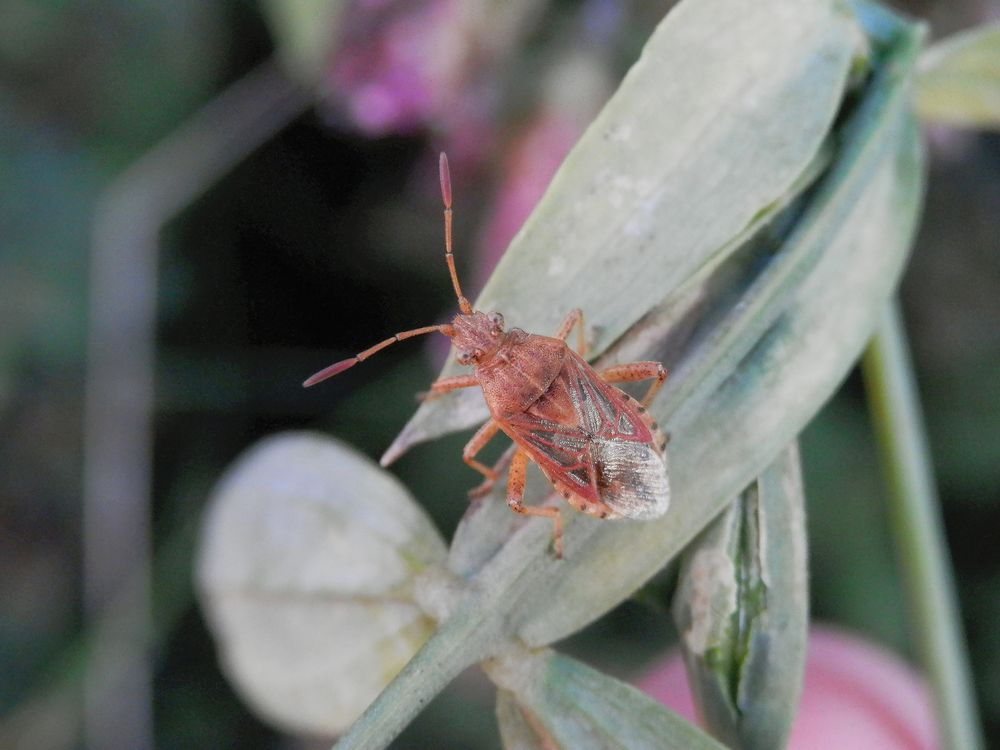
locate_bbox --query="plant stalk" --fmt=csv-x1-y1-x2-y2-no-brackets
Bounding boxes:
861,301,983,750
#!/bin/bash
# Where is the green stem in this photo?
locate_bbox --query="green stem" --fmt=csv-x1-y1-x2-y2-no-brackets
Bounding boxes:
332,602,496,750
861,301,983,750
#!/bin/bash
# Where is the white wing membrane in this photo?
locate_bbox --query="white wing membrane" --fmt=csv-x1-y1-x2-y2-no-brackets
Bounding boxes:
592,438,670,519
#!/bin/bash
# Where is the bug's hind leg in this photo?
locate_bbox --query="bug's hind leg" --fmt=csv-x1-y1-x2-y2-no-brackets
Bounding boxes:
506,449,563,559
553,308,587,357
599,361,668,408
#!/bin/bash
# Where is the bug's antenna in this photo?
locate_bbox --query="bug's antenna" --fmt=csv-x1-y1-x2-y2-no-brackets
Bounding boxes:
303,323,454,387
440,152,473,315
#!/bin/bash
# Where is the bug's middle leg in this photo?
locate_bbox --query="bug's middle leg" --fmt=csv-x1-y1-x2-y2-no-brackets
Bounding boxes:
553,308,586,357
506,449,563,559
599,361,668,408
462,419,502,491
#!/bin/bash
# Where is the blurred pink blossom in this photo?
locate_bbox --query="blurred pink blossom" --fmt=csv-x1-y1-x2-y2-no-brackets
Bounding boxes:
329,0,466,134
637,625,938,749
472,51,614,291
472,111,581,290
326,0,539,168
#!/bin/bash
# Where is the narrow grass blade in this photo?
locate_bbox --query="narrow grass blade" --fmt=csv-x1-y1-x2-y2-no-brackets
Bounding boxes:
862,305,985,750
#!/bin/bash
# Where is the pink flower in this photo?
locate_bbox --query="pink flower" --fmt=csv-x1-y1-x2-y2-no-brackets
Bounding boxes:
325,0,538,160
471,110,581,291
328,0,466,135
471,51,614,290
637,625,938,749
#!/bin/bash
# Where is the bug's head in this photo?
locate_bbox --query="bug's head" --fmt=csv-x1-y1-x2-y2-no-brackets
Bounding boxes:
450,310,504,365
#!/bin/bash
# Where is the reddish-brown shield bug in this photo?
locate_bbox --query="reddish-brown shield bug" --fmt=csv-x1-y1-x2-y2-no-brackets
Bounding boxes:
305,153,670,557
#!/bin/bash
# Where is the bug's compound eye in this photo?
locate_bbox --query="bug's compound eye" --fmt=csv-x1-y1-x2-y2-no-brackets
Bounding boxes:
489,312,504,333
457,349,475,365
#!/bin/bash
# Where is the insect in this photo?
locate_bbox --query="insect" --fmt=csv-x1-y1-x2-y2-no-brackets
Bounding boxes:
304,153,670,557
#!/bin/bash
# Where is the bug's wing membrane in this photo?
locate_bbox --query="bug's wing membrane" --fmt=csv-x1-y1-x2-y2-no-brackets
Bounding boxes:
591,438,670,519
505,353,670,518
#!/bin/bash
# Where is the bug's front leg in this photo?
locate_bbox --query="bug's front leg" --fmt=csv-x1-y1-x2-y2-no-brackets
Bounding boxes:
600,361,668,408
553,308,587,357
506,449,563,559
462,419,502,492
418,374,479,401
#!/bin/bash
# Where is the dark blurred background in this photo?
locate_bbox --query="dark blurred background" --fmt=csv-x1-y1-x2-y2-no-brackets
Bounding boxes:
1,1,998,748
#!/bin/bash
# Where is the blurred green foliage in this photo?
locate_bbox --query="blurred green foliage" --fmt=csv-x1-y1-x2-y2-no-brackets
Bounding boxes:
1,0,999,747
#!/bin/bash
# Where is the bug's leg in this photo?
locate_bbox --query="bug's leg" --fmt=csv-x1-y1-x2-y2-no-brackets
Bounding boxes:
507,449,564,559
418,374,479,401
468,443,516,499
599,361,668,408
462,419,502,490
553,308,586,357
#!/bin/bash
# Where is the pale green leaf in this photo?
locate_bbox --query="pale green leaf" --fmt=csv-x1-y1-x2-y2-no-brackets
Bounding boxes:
916,20,1000,130
381,0,858,464
491,649,726,750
